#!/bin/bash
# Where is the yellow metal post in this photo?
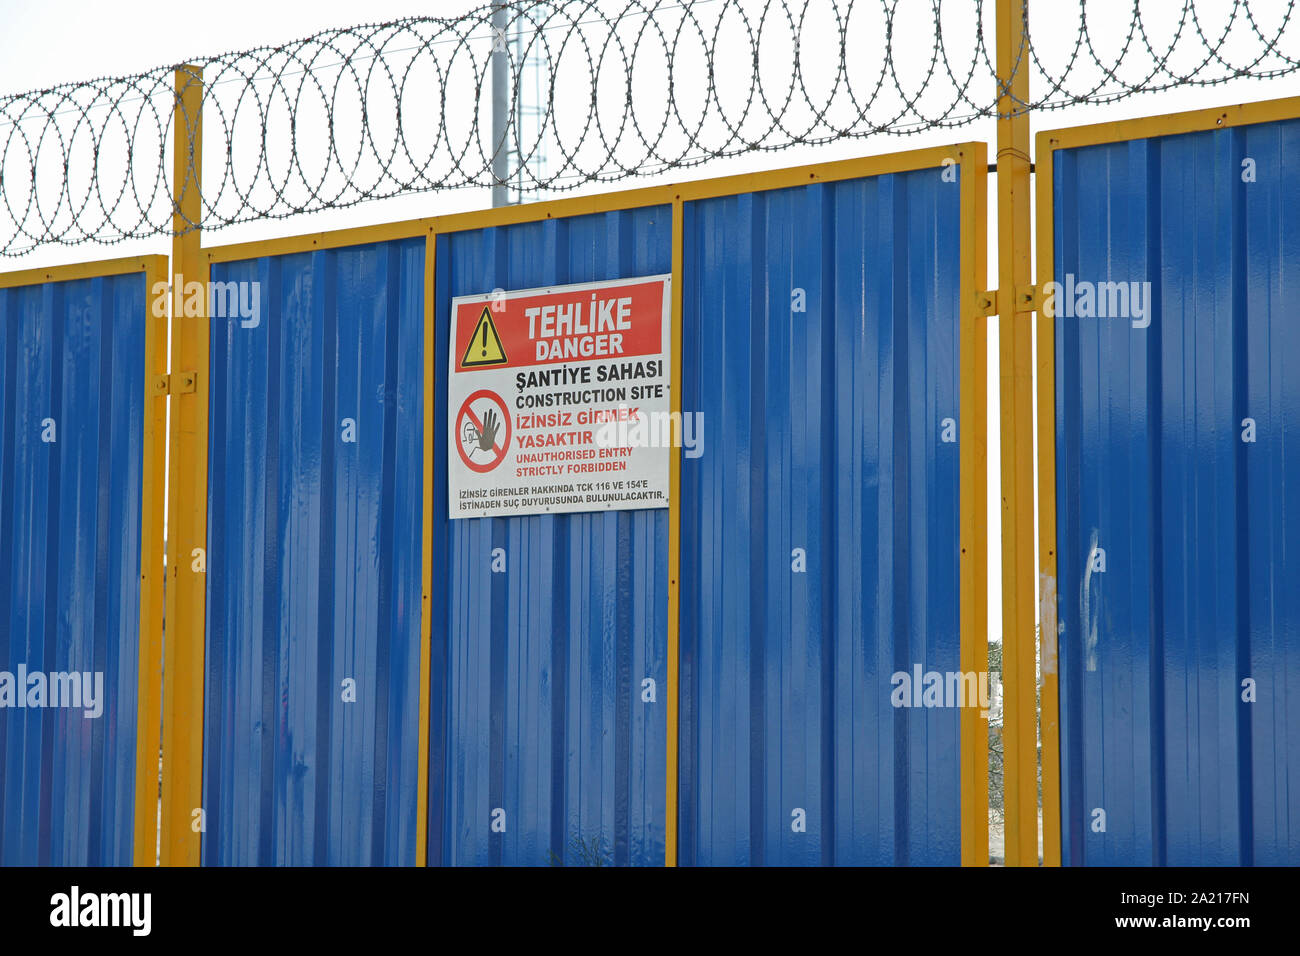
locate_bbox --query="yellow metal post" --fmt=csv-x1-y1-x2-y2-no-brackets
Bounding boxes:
160,64,208,866
665,197,684,866
996,0,1039,867
134,257,171,866
1035,133,1061,868
958,145,990,867
416,229,437,866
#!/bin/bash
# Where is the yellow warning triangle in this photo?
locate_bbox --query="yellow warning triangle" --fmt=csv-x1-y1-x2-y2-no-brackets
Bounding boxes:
460,306,508,368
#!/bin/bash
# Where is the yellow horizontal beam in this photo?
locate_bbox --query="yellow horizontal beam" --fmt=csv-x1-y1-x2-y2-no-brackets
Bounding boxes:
671,144,982,202
202,143,984,264
205,220,432,263
0,255,168,290
1038,94,1300,154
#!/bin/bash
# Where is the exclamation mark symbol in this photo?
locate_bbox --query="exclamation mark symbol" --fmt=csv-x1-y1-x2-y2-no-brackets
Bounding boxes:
481,320,488,358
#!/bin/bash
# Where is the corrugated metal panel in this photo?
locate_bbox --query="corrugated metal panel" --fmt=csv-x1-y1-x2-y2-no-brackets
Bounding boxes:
203,239,425,864
1053,118,1300,865
429,207,672,866
679,173,965,865
0,271,149,865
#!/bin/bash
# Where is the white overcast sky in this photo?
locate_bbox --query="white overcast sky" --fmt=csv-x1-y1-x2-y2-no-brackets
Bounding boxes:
1,0,1296,653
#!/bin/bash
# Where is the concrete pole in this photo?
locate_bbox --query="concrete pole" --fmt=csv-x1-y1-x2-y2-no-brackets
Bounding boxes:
491,3,510,207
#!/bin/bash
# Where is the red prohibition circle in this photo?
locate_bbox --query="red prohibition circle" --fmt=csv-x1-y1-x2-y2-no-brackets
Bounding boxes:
456,389,512,473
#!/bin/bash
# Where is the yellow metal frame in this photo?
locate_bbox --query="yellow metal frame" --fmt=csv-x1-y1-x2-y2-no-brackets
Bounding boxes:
996,0,1039,869
138,254,171,867
663,143,994,867
653,145,993,867
0,254,169,867
1037,94,1300,155
957,143,990,868
666,143,990,867
203,142,998,261
1034,92,1300,870
160,64,207,866
667,199,684,866
0,255,163,290
415,234,436,867
2,145,987,869
11,34,1294,873
205,140,982,868
200,140,989,867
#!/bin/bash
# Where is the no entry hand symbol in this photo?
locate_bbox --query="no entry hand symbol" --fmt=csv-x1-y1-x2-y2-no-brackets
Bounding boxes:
456,389,511,473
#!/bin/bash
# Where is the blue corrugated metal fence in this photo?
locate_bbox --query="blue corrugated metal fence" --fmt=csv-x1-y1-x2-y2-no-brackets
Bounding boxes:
11,118,1300,871
429,209,672,866
678,171,966,865
202,239,426,864
1053,117,1300,865
0,270,151,865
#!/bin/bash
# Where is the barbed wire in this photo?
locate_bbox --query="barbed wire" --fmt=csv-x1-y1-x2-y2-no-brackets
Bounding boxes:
1,0,1297,256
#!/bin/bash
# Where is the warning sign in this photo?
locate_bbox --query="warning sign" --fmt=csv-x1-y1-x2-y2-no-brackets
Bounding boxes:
460,308,508,368
448,275,672,519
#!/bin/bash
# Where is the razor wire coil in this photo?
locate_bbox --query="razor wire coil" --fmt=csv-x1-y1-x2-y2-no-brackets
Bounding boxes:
1,0,1297,256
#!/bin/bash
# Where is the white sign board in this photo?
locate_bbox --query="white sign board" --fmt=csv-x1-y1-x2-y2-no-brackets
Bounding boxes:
448,275,672,519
